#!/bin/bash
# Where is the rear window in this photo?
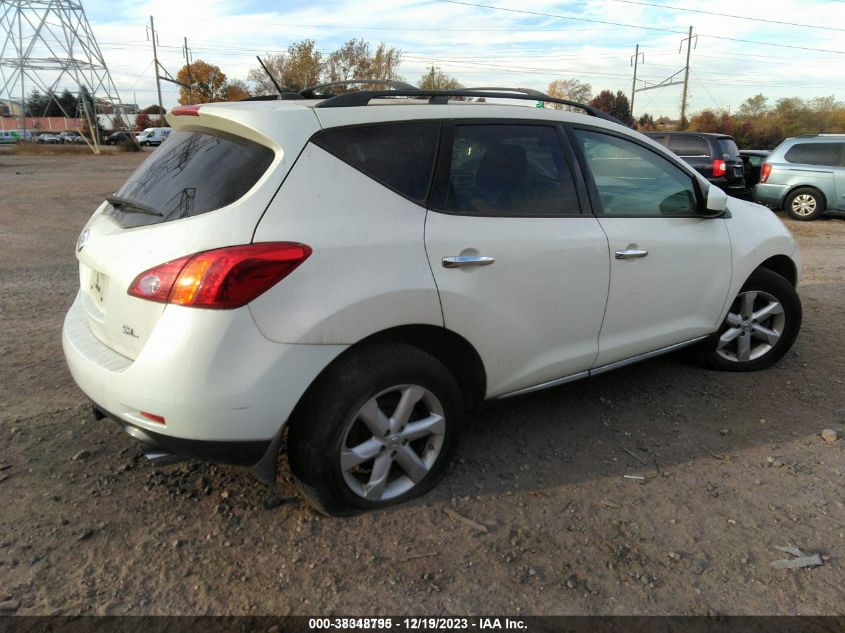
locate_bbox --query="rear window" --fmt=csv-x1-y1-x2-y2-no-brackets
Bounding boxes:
311,122,440,203
106,129,275,228
717,138,740,158
784,142,844,166
668,135,709,157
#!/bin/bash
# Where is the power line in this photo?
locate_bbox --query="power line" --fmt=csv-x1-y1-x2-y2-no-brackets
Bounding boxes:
437,0,845,55
598,0,845,32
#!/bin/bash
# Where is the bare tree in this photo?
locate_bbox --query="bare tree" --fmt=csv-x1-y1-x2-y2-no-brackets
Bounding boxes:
419,65,462,90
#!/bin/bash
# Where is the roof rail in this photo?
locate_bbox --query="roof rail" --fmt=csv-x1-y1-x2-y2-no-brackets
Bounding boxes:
299,79,418,99
240,93,304,101
314,89,623,124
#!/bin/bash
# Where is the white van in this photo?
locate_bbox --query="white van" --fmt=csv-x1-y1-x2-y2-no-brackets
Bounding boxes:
135,127,172,146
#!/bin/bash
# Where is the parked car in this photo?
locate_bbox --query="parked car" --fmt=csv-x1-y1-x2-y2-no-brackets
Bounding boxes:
63,88,802,515
644,132,745,193
58,131,83,144
754,134,845,221
104,131,134,145
0,130,18,144
36,133,60,144
135,127,172,146
740,150,770,189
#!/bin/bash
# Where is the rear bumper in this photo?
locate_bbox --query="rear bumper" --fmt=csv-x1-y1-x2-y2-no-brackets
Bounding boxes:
709,175,746,191
62,292,347,444
92,404,270,466
753,183,787,207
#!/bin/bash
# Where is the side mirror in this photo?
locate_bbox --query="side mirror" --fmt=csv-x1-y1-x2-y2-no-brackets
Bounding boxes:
703,185,728,217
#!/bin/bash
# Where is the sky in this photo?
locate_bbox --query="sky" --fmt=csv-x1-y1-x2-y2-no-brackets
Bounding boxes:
5,0,845,118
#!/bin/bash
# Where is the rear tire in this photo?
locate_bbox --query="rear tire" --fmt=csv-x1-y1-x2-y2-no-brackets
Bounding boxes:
785,187,825,221
699,268,801,372
287,342,464,516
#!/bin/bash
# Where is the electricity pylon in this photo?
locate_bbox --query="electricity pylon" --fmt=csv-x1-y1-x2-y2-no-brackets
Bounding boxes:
0,0,125,126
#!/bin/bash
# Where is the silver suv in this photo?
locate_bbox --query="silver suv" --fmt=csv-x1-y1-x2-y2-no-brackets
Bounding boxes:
754,134,845,221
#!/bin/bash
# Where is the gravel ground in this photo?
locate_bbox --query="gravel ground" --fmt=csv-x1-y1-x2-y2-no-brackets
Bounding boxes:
1,152,844,616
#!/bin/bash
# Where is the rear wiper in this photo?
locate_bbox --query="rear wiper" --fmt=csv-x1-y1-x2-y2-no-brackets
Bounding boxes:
106,195,163,217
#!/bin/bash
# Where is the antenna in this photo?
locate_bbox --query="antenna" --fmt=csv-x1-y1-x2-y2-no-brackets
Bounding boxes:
256,56,284,97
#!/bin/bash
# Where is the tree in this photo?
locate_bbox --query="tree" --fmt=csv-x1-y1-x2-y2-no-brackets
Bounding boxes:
176,59,228,104
325,38,403,86
222,79,251,101
419,65,462,90
135,112,152,130
142,104,166,115
547,78,592,107
637,113,655,130
589,89,634,126
738,94,768,118
248,39,324,94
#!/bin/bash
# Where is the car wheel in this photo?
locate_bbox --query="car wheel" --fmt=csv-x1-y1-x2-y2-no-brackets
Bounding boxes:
785,187,825,221
699,268,801,372
287,342,463,516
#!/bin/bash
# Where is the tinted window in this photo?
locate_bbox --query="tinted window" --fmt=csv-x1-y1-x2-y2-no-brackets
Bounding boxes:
107,129,274,228
439,124,579,216
313,122,439,203
784,142,844,166
746,155,765,166
574,129,699,217
668,135,709,157
718,138,740,158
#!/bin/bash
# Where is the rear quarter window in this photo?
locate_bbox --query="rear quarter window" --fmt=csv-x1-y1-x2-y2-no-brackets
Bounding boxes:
311,122,440,204
668,135,710,157
784,142,844,166
717,138,740,158
106,129,275,228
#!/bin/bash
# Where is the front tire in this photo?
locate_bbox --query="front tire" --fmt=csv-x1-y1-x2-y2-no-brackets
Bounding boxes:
287,342,464,516
700,268,801,372
785,187,825,221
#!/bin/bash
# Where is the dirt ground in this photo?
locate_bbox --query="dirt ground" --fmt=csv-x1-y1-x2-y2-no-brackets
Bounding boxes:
1,152,844,616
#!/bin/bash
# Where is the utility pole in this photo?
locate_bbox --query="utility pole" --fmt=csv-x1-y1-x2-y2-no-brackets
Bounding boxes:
148,16,163,118
183,36,194,104
630,44,644,116
680,26,694,127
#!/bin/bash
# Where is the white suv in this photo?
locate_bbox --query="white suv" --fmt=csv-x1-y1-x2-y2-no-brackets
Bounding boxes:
62,87,802,515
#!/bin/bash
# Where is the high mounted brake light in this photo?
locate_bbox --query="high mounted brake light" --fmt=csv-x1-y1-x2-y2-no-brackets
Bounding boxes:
171,105,201,116
128,243,312,309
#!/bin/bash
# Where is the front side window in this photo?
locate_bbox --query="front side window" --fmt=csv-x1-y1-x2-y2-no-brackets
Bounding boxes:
312,122,440,203
573,129,699,217
784,142,844,166
437,124,580,216
107,129,275,228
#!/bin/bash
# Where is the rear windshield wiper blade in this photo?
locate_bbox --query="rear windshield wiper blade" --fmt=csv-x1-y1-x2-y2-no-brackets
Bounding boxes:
106,195,163,217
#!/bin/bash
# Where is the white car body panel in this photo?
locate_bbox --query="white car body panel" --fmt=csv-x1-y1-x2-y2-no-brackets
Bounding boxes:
593,216,732,367
250,144,443,344
425,213,610,397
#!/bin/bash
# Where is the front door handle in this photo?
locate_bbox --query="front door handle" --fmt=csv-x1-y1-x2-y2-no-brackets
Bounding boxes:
442,256,495,268
615,249,648,260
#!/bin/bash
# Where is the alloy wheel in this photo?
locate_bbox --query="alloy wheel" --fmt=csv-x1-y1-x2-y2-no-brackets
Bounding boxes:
791,194,817,217
716,290,786,363
340,385,446,502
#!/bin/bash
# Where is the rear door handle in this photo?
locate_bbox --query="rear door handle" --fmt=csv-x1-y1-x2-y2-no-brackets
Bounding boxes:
442,256,495,268
615,249,648,259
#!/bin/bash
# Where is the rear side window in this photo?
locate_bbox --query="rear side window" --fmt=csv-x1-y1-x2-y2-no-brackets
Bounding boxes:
784,142,844,166
107,129,275,228
668,135,709,157
436,124,580,216
717,138,740,158
312,122,440,203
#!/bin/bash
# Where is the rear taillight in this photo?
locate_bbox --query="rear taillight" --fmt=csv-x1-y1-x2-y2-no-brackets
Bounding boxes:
760,162,772,183
128,242,311,309
712,159,726,178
